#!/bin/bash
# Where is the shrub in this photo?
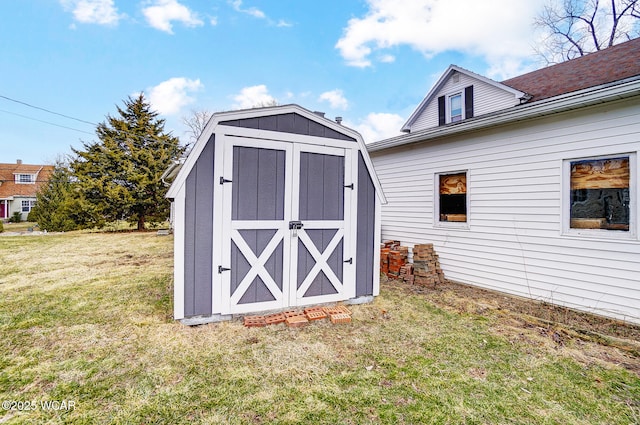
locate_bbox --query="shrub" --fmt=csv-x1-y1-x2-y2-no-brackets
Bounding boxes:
9,212,22,223
0,220,3,233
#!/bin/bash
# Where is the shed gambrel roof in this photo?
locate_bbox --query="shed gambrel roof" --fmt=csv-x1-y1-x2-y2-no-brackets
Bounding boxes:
167,104,386,203
401,65,528,132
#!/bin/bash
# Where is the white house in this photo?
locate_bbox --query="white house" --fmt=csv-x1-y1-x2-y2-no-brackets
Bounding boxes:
368,38,640,324
0,160,54,221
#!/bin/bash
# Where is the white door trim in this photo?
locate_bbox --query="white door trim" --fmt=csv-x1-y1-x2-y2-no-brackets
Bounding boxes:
228,227,285,305
296,228,345,298
220,137,293,314
219,136,357,313
290,143,354,306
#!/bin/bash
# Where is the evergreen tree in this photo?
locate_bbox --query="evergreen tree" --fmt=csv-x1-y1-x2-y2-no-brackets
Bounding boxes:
71,93,183,230
29,161,95,231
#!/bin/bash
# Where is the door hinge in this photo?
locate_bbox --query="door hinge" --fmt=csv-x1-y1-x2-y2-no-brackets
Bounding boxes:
344,257,353,264
219,177,232,185
344,183,354,190
218,266,231,274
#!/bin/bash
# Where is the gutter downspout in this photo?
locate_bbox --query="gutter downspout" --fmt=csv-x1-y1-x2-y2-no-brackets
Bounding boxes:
161,160,184,188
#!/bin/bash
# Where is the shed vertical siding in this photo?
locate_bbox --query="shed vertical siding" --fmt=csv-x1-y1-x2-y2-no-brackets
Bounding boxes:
230,146,286,304
298,152,345,297
356,152,376,296
370,99,640,323
298,152,344,220
221,113,356,141
183,135,215,317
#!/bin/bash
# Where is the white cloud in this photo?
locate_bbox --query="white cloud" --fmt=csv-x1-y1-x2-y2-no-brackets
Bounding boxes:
147,77,203,115
318,90,349,110
229,0,293,27
335,0,545,78
230,0,265,19
346,113,405,144
379,54,395,63
232,85,277,109
60,0,122,25
142,0,204,34
276,19,293,27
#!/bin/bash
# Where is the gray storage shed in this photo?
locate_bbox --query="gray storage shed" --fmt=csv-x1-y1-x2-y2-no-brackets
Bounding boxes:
166,105,386,324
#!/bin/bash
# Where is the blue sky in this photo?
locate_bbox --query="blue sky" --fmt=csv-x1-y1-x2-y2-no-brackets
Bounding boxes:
1,0,546,165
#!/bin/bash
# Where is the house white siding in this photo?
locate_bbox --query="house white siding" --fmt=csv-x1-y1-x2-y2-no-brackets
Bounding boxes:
8,196,36,221
411,73,519,132
370,97,640,323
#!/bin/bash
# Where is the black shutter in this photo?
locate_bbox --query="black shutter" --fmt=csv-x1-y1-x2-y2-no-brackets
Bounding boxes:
438,95,446,126
464,86,474,119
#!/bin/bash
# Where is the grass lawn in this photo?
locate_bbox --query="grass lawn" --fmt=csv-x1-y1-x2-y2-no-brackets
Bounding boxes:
0,231,638,424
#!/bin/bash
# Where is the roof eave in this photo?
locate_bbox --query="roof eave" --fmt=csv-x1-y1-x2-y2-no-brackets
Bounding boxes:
369,76,640,153
401,65,527,132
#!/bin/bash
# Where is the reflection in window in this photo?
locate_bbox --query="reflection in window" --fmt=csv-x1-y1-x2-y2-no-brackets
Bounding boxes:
439,172,467,222
450,94,462,123
570,157,629,231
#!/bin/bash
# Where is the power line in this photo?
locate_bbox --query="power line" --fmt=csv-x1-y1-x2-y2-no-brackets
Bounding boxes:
0,93,186,150
0,109,95,136
0,94,97,127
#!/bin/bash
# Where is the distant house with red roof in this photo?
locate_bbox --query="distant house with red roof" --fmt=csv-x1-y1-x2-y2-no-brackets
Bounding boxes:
368,37,640,324
0,160,54,221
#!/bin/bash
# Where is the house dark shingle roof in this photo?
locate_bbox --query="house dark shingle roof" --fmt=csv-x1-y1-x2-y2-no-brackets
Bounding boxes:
502,37,640,102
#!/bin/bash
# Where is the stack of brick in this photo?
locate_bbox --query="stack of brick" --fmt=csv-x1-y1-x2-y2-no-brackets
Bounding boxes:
399,263,414,284
380,247,390,274
412,243,445,287
380,240,400,276
323,305,352,324
384,240,401,249
388,246,408,277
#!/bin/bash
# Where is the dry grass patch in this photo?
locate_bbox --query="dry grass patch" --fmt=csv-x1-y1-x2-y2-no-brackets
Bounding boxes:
0,232,639,424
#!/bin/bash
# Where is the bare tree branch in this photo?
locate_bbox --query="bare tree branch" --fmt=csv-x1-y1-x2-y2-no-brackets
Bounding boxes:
181,109,213,151
535,0,640,64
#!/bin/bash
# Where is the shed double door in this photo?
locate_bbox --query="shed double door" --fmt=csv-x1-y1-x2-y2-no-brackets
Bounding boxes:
220,137,354,314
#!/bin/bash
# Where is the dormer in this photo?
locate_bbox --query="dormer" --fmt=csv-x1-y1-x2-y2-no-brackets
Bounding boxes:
14,173,36,184
402,65,529,133
12,162,44,185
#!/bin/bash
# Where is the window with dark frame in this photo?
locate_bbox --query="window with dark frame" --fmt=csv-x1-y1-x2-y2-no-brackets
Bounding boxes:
439,172,467,222
570,157,630,231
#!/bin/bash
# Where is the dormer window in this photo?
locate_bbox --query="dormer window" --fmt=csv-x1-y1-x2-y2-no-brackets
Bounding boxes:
16,174,35,184
438,86,474,126
450,93,462,122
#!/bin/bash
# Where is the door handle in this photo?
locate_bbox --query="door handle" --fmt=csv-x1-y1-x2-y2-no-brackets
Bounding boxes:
288,221,304,230
289,221,303,237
